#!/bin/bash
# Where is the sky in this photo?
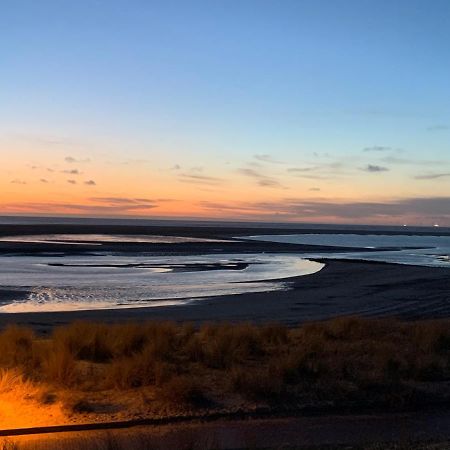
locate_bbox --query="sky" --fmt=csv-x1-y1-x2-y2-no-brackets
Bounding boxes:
1,0,450,225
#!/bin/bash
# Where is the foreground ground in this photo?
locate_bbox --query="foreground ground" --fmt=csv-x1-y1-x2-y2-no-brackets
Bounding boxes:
0,223,449,448
0,318,449,432
2,413,450,449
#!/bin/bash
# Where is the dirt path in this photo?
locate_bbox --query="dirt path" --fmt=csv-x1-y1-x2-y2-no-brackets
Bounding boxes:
7,409,450,449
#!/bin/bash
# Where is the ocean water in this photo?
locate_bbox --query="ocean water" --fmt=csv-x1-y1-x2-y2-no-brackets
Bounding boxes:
246,234,450,267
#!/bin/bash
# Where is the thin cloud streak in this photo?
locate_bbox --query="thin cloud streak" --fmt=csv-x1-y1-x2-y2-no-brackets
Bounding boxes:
237,168,284,188
362,164,389,173
200,196,450,225
363,146,392,152
1,197,166,215
178,173,224,185
65,156,91,164
253,154,284,164
414,173,450,180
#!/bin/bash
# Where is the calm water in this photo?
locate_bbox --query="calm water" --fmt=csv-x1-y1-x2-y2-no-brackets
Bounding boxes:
1,215,449,313
0,251,323,313
247,234,450,267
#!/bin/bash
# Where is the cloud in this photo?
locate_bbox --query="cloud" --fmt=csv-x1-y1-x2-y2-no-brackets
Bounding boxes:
362,164,389,173
3,195,449,224
289,197,450,221
10,179,27,185
414,172,450,180
427,125,450,131
287,161,348,179
81,197,161,212
381,156,445,167
119,159,151,165
40,178,49,183
1,200,160,215
65,156,90,164
313,152,331,158
170,164,181,171
178,173,224,185
238,168,262,177
199,196,450,224
363,146,392,152
67,179,77,184
254,154,284,164
237,168,284,188
258,178,283,188
62,169,81,175
288,167,331,179
287,167,317,173
309,187,321,191
90,197,156,206
84,180,96,186
380,156,410,165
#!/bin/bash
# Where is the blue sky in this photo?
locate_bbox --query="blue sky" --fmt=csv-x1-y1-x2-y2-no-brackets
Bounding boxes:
1,1,450,224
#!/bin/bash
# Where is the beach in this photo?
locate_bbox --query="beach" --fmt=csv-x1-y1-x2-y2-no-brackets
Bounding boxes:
0,259,449,332
0,221,449,449
0,222,449,331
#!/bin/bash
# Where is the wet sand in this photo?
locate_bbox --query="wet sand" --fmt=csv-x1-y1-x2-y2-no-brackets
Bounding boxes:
0,222,444,255
1,259,449,332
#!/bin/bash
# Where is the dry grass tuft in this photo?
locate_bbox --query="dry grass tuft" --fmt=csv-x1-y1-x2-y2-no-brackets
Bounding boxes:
0,317,448,413
0,369,40,399
157,375,209,406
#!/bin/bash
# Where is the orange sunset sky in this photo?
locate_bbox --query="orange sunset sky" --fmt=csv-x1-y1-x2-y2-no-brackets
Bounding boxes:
2,1,450,226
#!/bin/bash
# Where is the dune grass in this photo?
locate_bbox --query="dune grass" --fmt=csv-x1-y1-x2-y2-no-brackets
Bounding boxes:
0,317,449,414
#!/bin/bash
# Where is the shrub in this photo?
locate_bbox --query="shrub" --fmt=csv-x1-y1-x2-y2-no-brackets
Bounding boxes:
196,323,264,369
0,325,35,368
157,375,208,406
53,322,113,362
229,366,285,401
40,343,77,386
0,317,449,412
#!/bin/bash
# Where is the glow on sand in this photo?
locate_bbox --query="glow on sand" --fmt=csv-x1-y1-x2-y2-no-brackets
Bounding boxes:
0,370,65,430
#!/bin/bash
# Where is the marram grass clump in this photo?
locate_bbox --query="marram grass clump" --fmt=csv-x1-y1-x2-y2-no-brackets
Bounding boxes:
0,317,449,411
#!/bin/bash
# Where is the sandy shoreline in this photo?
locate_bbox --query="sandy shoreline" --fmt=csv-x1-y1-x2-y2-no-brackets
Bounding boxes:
0,223,449,331
1,259,449,332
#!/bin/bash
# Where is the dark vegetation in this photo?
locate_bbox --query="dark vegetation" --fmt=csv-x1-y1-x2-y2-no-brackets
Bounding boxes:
0,317,449,413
